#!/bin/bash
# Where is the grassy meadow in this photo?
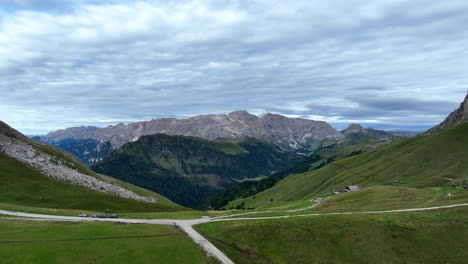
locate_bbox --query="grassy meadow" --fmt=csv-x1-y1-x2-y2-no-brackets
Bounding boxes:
0,220,218,264
195,206,468,264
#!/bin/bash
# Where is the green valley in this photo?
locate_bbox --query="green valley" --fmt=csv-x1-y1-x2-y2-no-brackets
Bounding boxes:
92,134,302,209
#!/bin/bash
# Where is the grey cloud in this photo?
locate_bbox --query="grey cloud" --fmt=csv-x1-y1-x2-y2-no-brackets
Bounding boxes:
1,0,468,134
347,96,456,113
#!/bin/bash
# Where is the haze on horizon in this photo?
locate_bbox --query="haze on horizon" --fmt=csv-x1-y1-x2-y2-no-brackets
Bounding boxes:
1,0,467,134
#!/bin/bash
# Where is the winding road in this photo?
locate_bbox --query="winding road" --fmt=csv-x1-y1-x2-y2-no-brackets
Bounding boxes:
2,202,468,264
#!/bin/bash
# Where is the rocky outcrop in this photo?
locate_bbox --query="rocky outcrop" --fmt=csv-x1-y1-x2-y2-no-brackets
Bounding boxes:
342,123,394,139
425,92,468,135
40,111,344,150
0,121,156,203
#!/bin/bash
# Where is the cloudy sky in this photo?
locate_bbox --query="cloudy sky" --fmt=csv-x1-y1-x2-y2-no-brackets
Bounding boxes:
1,0,467,134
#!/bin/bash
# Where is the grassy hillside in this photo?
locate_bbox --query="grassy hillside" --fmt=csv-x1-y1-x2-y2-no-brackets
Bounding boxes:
0,220,217,264
227,122,468,210
92,134,302,209
209,134,396,209
221,186,468,219
316,186,468,212
195,206,468,264
0,153,187,213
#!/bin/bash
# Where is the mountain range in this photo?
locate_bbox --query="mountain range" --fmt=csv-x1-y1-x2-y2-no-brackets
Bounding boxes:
34,111,416,166
37,111,343,150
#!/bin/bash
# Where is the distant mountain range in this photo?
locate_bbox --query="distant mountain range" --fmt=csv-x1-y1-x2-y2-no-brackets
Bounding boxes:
34,111,422,165
385,130,422,138
37,110,344,150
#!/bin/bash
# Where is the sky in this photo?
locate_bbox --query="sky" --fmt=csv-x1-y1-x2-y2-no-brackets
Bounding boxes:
1,0,467,135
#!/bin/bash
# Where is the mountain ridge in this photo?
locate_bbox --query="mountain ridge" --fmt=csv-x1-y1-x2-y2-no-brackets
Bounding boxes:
425,92,468,134
0,120,158,203
39,111,344,151
341,123,395,140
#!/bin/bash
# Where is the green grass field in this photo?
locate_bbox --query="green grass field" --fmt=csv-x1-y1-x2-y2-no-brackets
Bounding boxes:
227,123,468,210
195,206,468,264
316,186,468,212
0,220,218,264
220,186,468,219
0,153,189,213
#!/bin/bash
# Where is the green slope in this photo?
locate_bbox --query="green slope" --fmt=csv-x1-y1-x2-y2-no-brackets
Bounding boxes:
209,133,395,209
195,206,468,264
316,186,468,212
0,153,187,213
221,186,468,218
92,134,302,209
228,122,468,209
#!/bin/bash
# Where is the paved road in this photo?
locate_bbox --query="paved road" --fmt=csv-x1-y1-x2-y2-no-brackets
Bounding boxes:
212,203,468,221
211,197,331,220
2,202,468,264
0,210,233,264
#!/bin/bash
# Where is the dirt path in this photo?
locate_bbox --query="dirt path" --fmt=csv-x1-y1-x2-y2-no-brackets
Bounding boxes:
212,203,468,221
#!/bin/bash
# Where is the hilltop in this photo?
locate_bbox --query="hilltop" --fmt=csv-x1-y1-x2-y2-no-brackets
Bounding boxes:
0,121,187,213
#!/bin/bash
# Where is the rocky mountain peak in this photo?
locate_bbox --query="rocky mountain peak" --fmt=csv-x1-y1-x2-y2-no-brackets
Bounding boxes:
343,123,365,134
228,110,258,121
341,123,394,140
425,92,468,135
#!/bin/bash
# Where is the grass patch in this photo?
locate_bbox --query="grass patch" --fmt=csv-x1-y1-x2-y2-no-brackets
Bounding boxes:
0,220,217,264
195,206,468,264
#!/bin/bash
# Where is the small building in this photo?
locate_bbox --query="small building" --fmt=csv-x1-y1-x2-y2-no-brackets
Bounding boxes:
343,185,362,192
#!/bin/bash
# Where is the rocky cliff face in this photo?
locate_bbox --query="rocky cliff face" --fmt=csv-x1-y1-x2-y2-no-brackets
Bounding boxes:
0,121,156,203
40,111,344,150
425,92,468,135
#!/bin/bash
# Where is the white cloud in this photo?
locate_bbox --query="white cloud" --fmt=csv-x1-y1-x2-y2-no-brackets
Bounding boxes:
1,0,467,134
